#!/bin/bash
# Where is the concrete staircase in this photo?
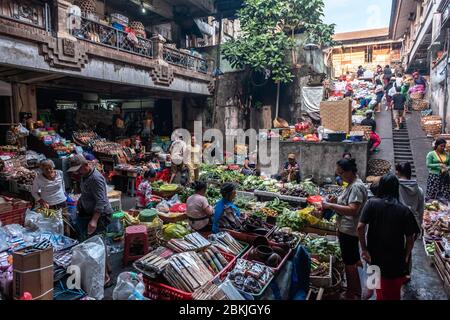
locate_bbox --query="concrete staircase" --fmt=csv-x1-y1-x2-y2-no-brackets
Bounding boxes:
392,116,417,178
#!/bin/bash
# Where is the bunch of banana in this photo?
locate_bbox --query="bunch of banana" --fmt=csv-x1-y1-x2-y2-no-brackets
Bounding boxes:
36,207,60,219
123,212,140,227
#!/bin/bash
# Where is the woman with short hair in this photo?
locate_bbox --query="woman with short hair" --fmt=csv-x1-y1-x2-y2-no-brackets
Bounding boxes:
322,158,368,300
31,159,67,209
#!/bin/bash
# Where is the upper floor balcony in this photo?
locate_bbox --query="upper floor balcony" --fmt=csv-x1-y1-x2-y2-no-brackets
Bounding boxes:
0,0,214,95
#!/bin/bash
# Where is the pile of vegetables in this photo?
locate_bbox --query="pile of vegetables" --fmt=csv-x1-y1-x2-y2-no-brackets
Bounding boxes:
276,208,307,231
425,242,435,256
162,222,191,240
311,257,330,276
423,201,449,240
199,165,245,184
253,198,291,220
300,235,341,261
269,227,301,248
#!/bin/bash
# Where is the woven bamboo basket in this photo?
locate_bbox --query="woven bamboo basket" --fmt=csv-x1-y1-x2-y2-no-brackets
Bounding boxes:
273,117,289,128
367,159,392,177
410,92,424,100
412,99,429,111
130,21,146,38
421,116,442,136
352,125,372,140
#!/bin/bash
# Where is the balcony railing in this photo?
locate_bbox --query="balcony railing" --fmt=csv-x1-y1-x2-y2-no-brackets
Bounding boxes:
163,46,208,74
72,17,153,58
0,0,51,31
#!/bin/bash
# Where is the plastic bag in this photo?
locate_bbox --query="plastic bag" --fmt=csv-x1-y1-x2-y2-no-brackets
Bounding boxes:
3,224,25,237
167,194,180,206
71,235,106,300
24,208,64,235
17,123,29,137
156,200,170,213
112,272,146,300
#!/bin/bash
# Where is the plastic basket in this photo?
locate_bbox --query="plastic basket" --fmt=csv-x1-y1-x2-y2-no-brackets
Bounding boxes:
0,206,29,226
142,250,236,300
240,242,291,275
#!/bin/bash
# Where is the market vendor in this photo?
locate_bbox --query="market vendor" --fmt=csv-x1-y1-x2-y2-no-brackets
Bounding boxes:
67,154,113,286
112,115,126,141
281,154,301,183
137,169,156,208
361,110,381,153
241,157,255,176
31,159,67,210
322,158,368,300
186,181,214,232
141,111,154,151
186,136,202,184
212,183,241,233
168,135,187,184
413,71,427,92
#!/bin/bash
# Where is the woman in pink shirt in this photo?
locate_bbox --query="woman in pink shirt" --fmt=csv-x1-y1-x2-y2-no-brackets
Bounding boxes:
186,181,214,232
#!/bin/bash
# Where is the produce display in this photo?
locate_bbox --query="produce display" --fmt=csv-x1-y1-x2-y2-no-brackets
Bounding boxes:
425,242,436,256
31,128,75,157
162,222,191,240
239,216,273,235
11,167,37,186
226,259,274,295
311,257,330,277
422,201,449,241
253,198,290,220
73,130,99,145
93,140,126,157
300,234,341,261
276,208,307,231
269,227,301,248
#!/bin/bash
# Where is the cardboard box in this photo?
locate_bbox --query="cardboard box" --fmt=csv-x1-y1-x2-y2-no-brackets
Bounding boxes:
13,247,53,300
320,99,352,133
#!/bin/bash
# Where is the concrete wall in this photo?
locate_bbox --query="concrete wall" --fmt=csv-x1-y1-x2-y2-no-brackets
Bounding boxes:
430,57,450,133
278,141,369,184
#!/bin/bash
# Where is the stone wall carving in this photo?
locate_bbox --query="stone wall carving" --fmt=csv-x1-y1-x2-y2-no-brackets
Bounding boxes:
39,37,88,70
207,80,215,94
150,64,174,86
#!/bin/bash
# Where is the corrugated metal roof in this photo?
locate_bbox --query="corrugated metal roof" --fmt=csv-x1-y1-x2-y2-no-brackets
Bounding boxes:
333,28,390,42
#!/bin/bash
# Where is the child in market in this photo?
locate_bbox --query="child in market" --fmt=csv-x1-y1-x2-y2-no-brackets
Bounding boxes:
136,169,156,208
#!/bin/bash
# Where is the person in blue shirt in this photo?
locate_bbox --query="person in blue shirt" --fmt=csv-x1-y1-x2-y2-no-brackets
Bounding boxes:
212,183,241,233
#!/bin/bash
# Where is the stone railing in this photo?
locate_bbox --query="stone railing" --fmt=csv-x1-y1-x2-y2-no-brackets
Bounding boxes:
72,16,153,58
162,45,208,74
0,0,51,31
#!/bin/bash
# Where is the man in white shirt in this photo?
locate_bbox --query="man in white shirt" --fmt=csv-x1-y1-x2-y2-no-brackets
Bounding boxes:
168,135,187,183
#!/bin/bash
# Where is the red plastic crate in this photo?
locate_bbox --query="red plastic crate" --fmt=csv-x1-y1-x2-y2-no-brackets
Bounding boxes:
142,250,236,300
0,207,29,226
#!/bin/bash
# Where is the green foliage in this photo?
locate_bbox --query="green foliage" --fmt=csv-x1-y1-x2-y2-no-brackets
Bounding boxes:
222,0,335,84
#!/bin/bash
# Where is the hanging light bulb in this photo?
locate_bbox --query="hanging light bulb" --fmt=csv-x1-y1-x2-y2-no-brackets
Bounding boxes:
141,1,146,13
